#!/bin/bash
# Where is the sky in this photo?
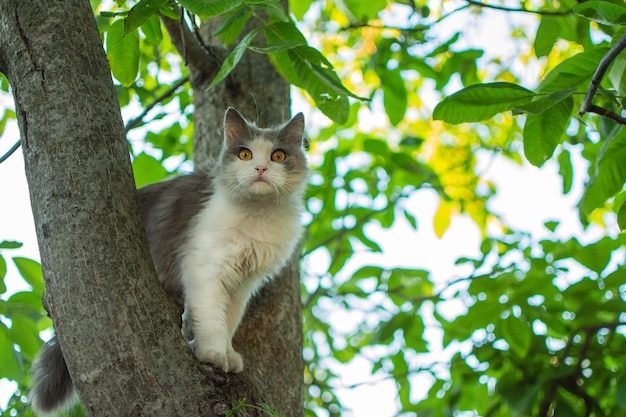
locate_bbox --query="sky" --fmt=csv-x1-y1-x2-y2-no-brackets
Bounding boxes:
0,2,618,416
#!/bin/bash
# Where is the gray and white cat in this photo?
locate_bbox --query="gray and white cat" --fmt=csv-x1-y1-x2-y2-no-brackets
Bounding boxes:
30,108,308,415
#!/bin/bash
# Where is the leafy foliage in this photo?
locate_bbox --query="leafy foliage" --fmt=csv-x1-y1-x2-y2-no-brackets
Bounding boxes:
2,0,626,416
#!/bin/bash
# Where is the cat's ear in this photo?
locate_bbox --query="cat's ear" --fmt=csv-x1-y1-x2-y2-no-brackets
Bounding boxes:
280,113,305,145
223,108,250,142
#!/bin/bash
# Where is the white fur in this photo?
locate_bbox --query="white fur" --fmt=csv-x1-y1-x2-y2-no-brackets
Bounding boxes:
180,137,304,372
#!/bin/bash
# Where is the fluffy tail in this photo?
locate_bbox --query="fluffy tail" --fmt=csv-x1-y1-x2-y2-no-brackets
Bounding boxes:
30,336,76,415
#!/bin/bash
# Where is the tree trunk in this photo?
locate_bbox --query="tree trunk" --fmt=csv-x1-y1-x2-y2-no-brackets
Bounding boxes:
0,1,302,416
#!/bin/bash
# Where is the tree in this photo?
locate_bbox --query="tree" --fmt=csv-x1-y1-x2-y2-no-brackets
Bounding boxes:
1,0,626,416
0,0,305,415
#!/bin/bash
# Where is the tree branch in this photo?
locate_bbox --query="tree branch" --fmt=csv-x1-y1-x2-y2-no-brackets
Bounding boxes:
160,11,224,87
125,76,190,133
0,137,21,164
579,32,626,118
586,104,626,125
465,0,573,15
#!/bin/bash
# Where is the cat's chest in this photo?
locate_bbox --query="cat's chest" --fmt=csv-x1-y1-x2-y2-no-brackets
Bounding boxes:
194,193,301,248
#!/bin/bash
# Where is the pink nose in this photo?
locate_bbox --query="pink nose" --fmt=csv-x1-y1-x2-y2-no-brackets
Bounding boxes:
256,166,267,174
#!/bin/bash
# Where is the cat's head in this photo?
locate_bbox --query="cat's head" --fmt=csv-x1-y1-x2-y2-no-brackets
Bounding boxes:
217,108,308,204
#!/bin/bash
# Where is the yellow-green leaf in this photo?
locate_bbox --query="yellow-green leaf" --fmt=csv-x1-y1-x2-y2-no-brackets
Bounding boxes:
106,19,139,87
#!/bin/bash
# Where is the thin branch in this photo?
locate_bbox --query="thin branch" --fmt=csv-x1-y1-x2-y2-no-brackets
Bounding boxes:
341,3,470,33
124,76,190,133
540,320,626,416
465,0,573,16
343,22,429,32
586,104,626,125
0,137,21,164
580,32,626,116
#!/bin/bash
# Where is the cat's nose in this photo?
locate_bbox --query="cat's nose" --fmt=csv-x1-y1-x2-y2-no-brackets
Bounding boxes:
255,166,268,175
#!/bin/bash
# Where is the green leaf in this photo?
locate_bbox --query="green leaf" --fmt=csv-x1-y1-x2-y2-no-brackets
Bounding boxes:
212,6,251,47
132,152,169,188
433,82,537,124
403,209,418,230
343,0,387,21
141,15,163,45
178,0,242,20
248,42,301,54
380,69,408,126
513,88,575,115
0,241,23,249
616,372,626,408
0,324,22,380
124,0,168,34
523,95,573,166
534,16,560,57
289,0,314,20
608,49,626,96
558,148,573,194
501,316,532,358
206,27,261,91
539,47,609,93
579,127,626,216
265,22,365,123
8,316,42,360
574,1,626,26
5,291,44,320
0,255,6,294
13,257,43,295
106,19,140,87
618,199,626,231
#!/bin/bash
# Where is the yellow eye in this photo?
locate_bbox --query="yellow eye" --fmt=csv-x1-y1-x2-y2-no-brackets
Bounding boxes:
271,150,286,162
238,148,253,161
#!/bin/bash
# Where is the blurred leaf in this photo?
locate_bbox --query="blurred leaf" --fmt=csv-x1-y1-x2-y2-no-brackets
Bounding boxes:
141,15,163,45
501,316,532,359
9,316,42,360
132,153,169,187
558,148,574,194
0,241,23,249
178,0,241,20
343,0,386,21
380,69,407,126
574,1,626,26
0,324,22,380
0,255,6,294
289,0,314,20
13,257,43,295
618,199,626,231
579,127,626,216
434,199,454,238
124,0,167,34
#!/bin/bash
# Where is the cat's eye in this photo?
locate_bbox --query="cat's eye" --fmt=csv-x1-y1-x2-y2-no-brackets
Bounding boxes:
271,150,286,163
238,148,253,161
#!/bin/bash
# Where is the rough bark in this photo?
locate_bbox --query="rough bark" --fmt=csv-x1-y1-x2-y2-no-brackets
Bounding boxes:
0,0,302,416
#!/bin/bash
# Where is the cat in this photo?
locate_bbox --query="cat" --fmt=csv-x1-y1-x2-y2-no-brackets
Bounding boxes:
29,108,308,415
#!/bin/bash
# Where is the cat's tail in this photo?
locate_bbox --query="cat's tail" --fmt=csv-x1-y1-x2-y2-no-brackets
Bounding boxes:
30,335,76,416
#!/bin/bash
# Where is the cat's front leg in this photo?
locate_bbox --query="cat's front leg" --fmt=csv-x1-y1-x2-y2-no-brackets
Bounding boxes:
184,273,234,372
223,278,262,373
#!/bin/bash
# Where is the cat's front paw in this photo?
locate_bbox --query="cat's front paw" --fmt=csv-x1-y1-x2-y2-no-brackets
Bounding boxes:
226,348,244,373
195,348,230,372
